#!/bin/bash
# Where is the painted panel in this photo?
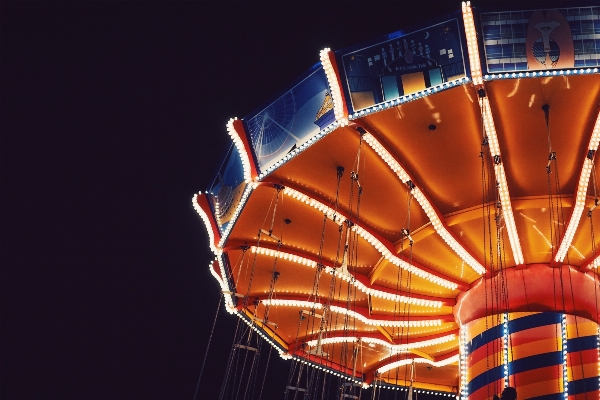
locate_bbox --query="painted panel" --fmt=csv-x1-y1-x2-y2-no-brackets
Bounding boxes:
338,17,467,113
207,145,246,235
479,7,600,73
243,65,333,172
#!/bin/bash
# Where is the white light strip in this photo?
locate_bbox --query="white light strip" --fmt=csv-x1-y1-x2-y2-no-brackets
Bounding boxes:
252,246,317,267
362,133,410,182
354,224,458,290
562,314,568,399
215,255,236,314
291,355,362,385
481,96,525,265
464,0,524,265
459,326,468,399
233,308,292,359
376,353,459,374
597,325,600,395
192,193,221,255
320,48,348,126
260,299,443,328
281,187,459,290
556,111,600,262
363,132,485,275
209,260,225,289
226,118,253,183
282,186,343,225
484,68,599,81
252,246,444,308
348,78,470,120
306,333,456,351
257,122,338,180
217,182,257,248
329,305,442,328
502,314,509,384
462,1,482,86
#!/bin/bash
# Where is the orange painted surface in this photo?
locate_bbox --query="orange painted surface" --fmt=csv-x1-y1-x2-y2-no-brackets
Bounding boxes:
509,364,561,388
468,378,504,400
568,390,600,400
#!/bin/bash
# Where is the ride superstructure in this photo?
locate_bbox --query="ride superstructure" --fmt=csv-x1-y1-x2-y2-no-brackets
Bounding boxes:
194,3,600,399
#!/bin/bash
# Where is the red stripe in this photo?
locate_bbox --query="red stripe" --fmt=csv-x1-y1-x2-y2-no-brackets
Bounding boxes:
509,324,560,347
567,348,599,367
468,338,503,365
468,378,504,400
569,390,600,400
510,364,561,386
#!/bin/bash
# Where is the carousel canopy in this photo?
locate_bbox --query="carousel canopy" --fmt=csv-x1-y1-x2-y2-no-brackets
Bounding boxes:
194,2,600,395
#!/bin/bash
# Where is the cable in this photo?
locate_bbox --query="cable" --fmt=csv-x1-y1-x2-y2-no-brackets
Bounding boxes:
193,294,222,400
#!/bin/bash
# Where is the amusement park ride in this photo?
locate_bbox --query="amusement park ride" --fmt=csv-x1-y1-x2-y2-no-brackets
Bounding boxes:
193,3,600,399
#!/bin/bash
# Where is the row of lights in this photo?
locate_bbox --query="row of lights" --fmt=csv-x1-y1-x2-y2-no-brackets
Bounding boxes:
320,48,348,126
214,255,237,314
484,68,599,81
463,0,524,265
480,97,525,265
556,111,600,262
251,246,317,267
463,0,598,268
193,193,221,255
555,158,594,262
260,298,443,328
414,188,485,275
502,314,509,384
253,245,444,308
461,2,483,86
348,78,469,120
226,118,253,183
208,259,230,308
257,122,338,180
355,224,459,290
306,333,456,352
459,326,468,399
290,355,366,387
361,130,485,275
232,306,291,359
376,353,459,374
216,182,257,248
561,314,568,398
281,186,459,291
373,383,457,398
211,256,405,379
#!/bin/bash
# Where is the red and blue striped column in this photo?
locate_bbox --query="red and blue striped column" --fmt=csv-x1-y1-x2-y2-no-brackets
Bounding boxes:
461,312,599,400
565,315,600,400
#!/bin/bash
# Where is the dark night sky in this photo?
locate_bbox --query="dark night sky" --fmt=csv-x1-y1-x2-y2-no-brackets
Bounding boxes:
0,1,578,399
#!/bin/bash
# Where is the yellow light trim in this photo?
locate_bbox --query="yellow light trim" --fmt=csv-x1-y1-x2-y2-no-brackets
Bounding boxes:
320,48,348,126
192,193,222,255
282,187,459,290
556,111,600,262
259,298,443,327
253,246,444,308
363,132,485,275
480,97,524,265
226,118,253,183
377,354,459,374
462,1,482,86
306,334,456,352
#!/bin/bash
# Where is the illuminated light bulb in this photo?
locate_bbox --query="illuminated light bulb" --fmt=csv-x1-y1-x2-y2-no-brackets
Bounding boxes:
192,193,222,255
556,111,600,262
364,133,484,274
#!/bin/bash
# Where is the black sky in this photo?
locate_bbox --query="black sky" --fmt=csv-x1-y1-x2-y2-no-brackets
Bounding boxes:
0,1,579,399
